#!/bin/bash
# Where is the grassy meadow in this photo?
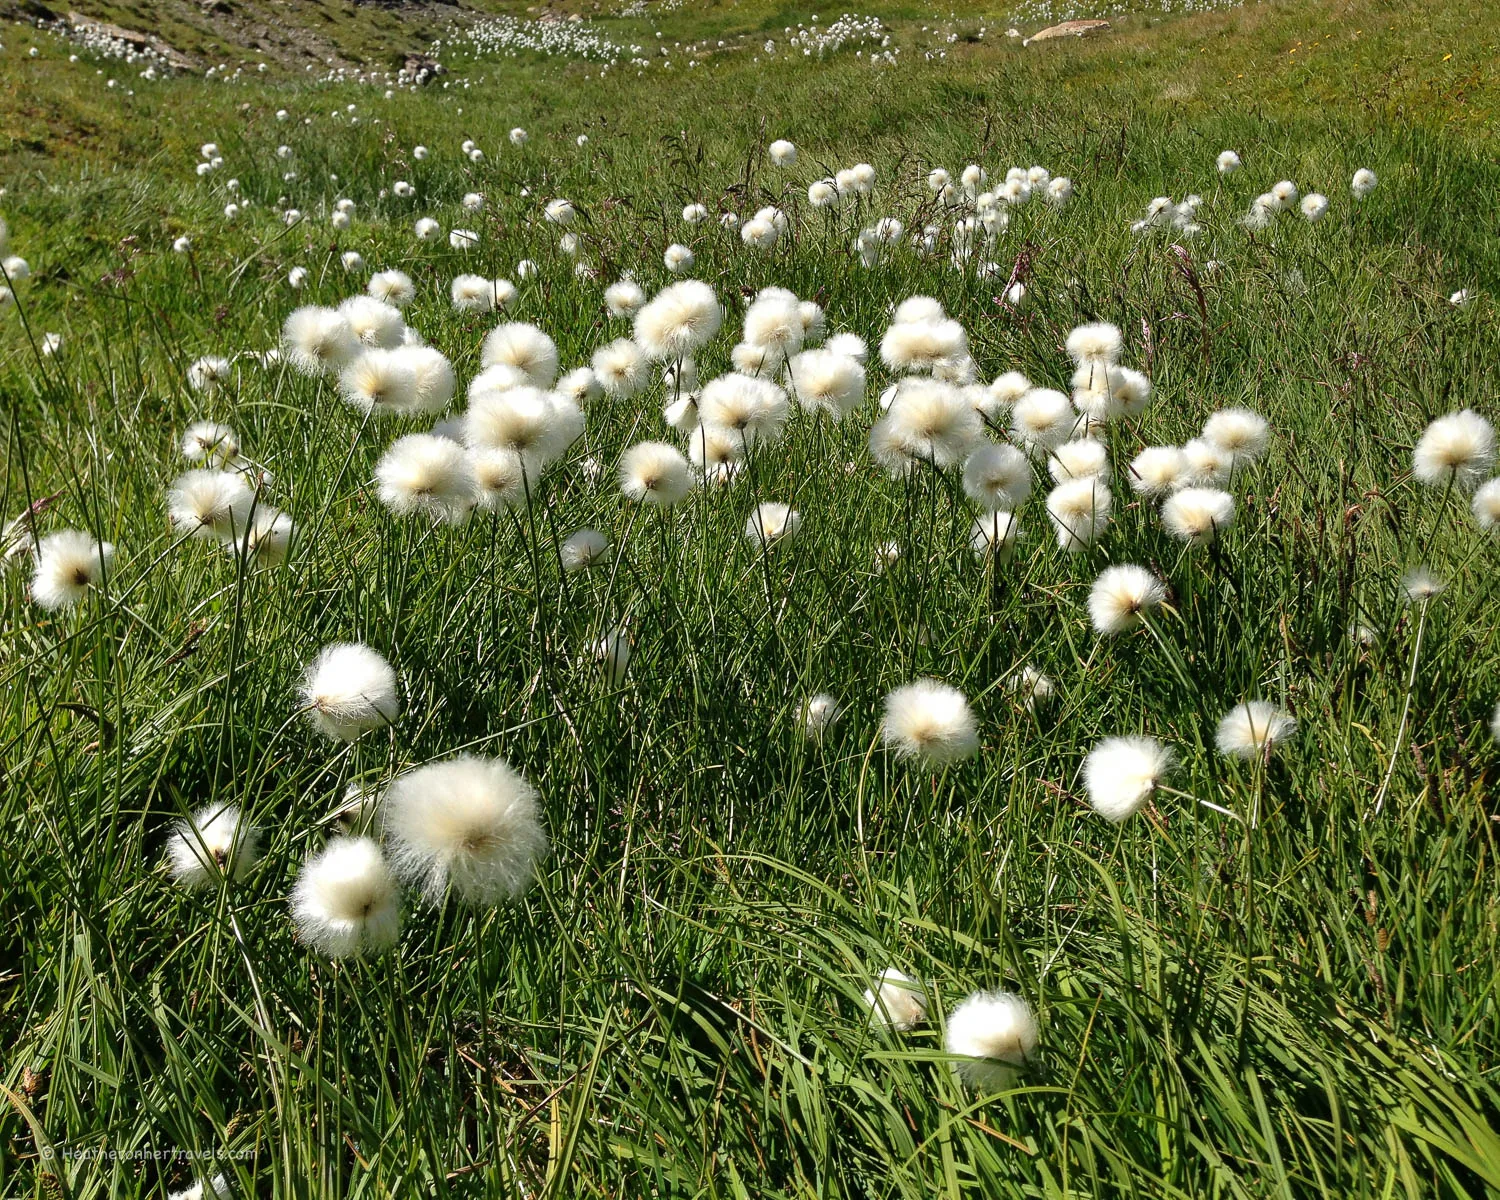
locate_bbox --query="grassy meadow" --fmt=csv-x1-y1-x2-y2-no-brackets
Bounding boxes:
3,1,1500,1196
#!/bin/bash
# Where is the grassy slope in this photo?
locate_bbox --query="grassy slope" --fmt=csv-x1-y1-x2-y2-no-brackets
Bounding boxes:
3,1,1500,1197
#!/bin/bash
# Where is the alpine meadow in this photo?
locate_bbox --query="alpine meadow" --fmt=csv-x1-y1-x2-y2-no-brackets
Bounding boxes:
4,0,1500,1196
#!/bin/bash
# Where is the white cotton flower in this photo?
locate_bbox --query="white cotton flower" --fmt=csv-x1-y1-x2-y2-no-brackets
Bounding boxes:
634,279,723,359
341,250,365,272
963,443,1032,511
544,198,576,226
698,373,790,446
1088,564,1165,635
787,349,865,418
1202,408,1270,468
682,203,708,224
1065,321,1123,367
167,804,260,888
1128,446,1188,497
744,293,806,358
1046,477,1112,552
808,179,838,208
462,191,485,212
881,679,979,766
557,366,602,407
31,530,114,610
282,306,358,376
1299,193,1329,223
1217,149,1241,174
945,991,1039,1091
172,236,192,254
663,394,699,433
663,243,695,273
167,469,254,540
509,128,528,146
1047,176,1074,205
970,511,1020,559
880,319,967,374
301,642,401,742
384,755,547,905
1216,701,1296,760
338,295,406,349
1049,439,1111,484
798,693,841,743
892,296,945,324
686,425,743,485
451,273,495,312
187,356,233,392
768,138,797,166
592,629,632,687
1271,180,1300,209
619,440,693,506
605,278,646,318
480,322,559,388
560,528,609,572
826,332,868,363
449,227,479,251
291,837,401,958
181,421,239,464
1161,487,1235,545
397,346,456,414
1083,736,1173,822
338,348,419,415
1007,665,1055,713
871,378,983,471
983,372,1031,420
1401,567,1446,604
1413,410,1495,490
375,433,476,523
220,506,293,567
368,269,416,308
864,968,927,1030
1011,388,1079,455
1182,438,1233,487
591,338,651,399
1351,168,1377,199
1470,478,1500,532
469,448,527,512
744,502,800,551
464,386,576,473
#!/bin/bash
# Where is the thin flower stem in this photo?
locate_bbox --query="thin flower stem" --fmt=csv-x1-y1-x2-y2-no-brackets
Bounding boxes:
1370,597,1429,817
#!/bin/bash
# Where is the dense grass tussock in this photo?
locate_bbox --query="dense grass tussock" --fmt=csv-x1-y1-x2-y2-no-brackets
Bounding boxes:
3,4,1500,1197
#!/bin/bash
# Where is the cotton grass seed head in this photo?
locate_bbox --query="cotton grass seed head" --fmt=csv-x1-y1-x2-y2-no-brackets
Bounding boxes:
182,421,239,464
291,837,401,958
282,306,358,375
880,318,968,375
1216,701,1296,760
1161,487,1234,546
1011,388,1079,456
1128,446,1188,497
1065,321,1123,368
480,322,559,389
788,348,865,418
605,278,647,318
167,469,254,540
1401,566,1446,604
301,642,401,742
1049,439,1111,484
338,348,419,415
634,279,723,360
469,448,528,512
1470,479,1500,532
368,269,416,308
619,441,693,506
1413,410,1495,491
375,433,476,524
970,511,1020,559
744,502,800,551
560,528,609,572
698,373,790,446
384,754,548,905
799,693,841,743
1046,477,1112,552
225,507,294,566
1083,736,1173,822
963,443,1032,511
864,968,927,1031
338,295,406,349
871,377,983,470
1202,408,1270,467
464,385,576,473
31,530,114,610
882,679,979,766
167,804,260,889
944,990,1039,1091
1088,564,1165,635
592,338,651,399
1007,665,1055,712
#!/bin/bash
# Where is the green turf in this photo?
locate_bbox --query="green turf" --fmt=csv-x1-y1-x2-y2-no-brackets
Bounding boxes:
3,1,1500,1196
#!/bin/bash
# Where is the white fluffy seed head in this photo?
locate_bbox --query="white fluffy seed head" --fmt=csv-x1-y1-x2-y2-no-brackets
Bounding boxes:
282,306,358,375
744,294,806,357
634,280,723,360
963,443,1033,511
1401,566,1446,604
1161,487,1235,545
686,424,744,485
1351,168,1377,199
451,273,496,312
337,295,406,349
1065,321,1123,367
167,469,255,540
225,507,294,566
1470,478,1500,533
368,269,416,308
1216,701,1296,760
1203,408,1270,466
744,502,800,550
864,968,927,1031
187,356,233,392
463,386,575,473
799,693,841,743
881,679,980,766
167,804,261,888
880,318,968,374
560,528,609,572
557,366,603,407
291,837,402,958
375,433,476,523
470,448,528,512
591,338,651,399
619,440,693,506
1129,446,1189,496
1413,410,1495,491
945,990,1039,1091
301,642,401,742
1046,477,1112,552
1182,438,1232,487
383,755,548,905
871,378,983,471
698,373,790,446
31,530,114,609
1088,564,1165,635
605,278,647,318
1007,665,1055,712
970,511,1020,559
1011,388,1079,455
1083,736,1173,822
788,349,865,418
480,323,559,389
1049,439,1111,484
182,421,239,464
338,348,419,415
